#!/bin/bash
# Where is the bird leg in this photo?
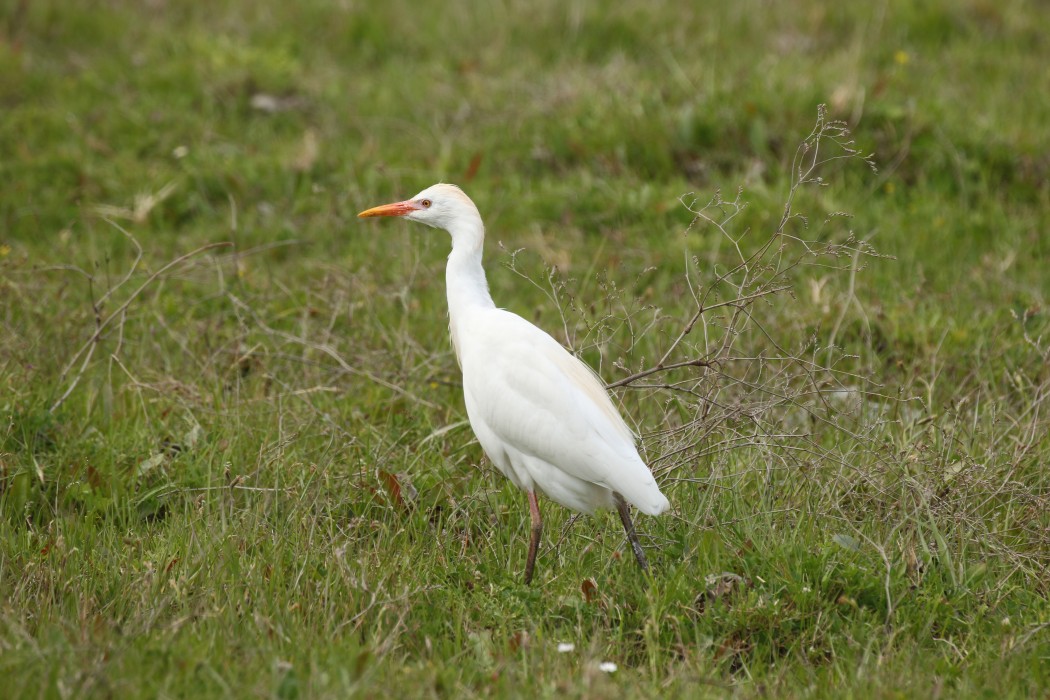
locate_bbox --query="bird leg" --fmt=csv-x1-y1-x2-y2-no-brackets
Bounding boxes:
614,492,650,573
524,490,543,585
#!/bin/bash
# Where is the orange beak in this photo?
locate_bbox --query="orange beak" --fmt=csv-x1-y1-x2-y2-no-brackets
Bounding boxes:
357,199,419,218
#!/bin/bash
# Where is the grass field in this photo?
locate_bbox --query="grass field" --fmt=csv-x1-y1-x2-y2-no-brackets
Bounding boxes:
2,0,1049,697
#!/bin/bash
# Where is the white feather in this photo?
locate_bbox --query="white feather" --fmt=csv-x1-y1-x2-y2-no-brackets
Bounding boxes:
456,306,669,516
361,183,670,520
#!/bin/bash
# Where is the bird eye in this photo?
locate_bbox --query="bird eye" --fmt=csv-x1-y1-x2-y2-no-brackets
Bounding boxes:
420,199,432,208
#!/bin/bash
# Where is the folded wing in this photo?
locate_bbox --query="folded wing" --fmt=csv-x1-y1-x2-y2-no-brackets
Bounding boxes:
461,310,669,515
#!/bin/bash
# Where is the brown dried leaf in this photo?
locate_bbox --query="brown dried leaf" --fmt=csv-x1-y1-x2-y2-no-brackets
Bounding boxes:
508,630,529,652
378,470,403,508
378,470,417,510
463,152,483,182
581,577,598,604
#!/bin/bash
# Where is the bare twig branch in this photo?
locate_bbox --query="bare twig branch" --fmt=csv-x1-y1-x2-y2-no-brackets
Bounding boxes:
50,240,233,413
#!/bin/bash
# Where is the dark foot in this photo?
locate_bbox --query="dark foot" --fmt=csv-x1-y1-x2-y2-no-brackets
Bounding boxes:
614,492,650,573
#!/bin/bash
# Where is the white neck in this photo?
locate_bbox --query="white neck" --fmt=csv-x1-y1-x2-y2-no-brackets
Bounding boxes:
445,215,495,359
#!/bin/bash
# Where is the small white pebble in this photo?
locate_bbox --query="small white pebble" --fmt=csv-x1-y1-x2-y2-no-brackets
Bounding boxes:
557,642,575,653
598,661,618,673
250,93,280,112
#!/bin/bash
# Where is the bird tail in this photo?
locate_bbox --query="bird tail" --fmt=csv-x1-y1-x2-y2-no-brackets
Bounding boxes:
609,457,670,516
630,488,670,516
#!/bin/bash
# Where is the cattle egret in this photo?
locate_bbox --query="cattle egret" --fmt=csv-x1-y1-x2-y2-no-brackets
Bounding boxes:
358,184,670,583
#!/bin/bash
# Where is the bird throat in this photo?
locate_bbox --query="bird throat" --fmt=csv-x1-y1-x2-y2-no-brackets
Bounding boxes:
445,235,495,365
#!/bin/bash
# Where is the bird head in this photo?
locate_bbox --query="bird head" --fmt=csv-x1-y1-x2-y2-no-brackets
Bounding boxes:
357,183,480,233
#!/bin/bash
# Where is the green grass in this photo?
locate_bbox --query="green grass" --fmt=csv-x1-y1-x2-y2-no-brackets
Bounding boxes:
2,0,1049,697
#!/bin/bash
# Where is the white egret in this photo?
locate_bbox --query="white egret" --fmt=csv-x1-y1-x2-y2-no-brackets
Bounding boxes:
358,184,669,583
